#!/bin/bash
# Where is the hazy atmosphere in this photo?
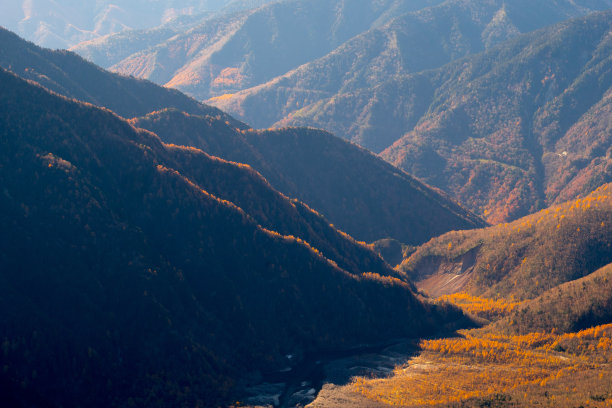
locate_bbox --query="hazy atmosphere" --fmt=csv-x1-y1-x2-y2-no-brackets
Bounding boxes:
0,0,611,407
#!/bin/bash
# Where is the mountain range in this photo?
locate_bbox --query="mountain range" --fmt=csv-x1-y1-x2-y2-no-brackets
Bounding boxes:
73,0,611,107
68,0,612,223
0,27,483,244
0,26,485,406
75,0,445,99
224,11,612,223
211,0,612,131
0,0,279,50
214,9,612,223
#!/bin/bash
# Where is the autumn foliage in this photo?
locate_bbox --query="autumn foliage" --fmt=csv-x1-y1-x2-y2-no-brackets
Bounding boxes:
402,183,612,300
352,324,612,407
437,292,522,321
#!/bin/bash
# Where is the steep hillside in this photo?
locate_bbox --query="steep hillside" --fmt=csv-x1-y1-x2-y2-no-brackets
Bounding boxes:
257,10,612,222
400,183,612,300
81,0,443,100
380,11,612,222
495,263,612,334
0,28,483,245
211,0,612,133
132,109,485,244
0,68,468,407
0,27,241,124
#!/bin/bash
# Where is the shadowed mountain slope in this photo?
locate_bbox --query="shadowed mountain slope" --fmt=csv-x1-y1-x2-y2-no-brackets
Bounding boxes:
0,28,483,245
0,27,242,124
400,183,612,300
0,68,470,407
132,109,485,244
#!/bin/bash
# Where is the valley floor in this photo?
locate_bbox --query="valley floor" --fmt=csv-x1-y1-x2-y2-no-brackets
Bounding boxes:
306,297,612,408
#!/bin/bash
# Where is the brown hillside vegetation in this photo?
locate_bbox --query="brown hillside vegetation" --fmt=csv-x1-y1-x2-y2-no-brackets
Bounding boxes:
400,183,612,300
325,185,611,408
437,262,612,332
494,263,612,335
381,11,612,222
316,267,612,407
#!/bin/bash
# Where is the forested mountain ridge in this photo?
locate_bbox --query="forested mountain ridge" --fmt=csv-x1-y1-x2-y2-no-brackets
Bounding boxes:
0,27,242,124
240,10,612,223
2,2,611,407
379,11,612,222
132,109,485,244
494,263,612,335
0,67,468,407
207,6,612,223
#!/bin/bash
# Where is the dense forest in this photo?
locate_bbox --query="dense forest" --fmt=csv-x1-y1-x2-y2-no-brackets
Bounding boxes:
132,109,484,244
0,67,470,407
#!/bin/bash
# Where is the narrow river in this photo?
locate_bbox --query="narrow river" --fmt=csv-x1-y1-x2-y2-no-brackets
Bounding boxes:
241,339,421,407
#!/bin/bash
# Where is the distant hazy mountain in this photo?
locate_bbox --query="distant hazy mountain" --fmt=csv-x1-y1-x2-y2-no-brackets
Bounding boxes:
400,183,612,300
0,67,467,407
0,0,263,49
70,0,278,68
77,0,612,109
1,27,484,244
74,0,445,99
225,10,612,223
212,0,612,136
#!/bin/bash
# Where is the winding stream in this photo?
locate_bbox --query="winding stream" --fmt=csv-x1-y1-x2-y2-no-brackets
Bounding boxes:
241,339,421,407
